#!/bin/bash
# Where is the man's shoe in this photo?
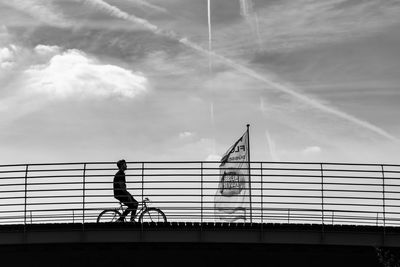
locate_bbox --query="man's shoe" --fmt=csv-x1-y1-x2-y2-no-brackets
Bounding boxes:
116,218,124,223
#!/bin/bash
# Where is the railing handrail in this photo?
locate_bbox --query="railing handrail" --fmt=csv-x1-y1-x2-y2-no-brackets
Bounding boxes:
1,160,400,167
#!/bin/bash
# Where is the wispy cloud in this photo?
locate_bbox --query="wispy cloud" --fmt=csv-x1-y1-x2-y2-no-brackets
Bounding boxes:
75,0,159,31
1,0,74,28
72,0,399,142
213,0,400,53
126,0,167,13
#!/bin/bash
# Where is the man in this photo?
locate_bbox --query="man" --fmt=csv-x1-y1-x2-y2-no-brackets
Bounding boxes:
113,159,138,222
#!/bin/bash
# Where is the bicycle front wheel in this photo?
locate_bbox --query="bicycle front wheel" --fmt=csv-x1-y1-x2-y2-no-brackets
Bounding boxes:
139,208,167,223
97,209,122,223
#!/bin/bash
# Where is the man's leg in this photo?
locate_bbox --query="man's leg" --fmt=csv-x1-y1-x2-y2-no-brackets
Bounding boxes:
123,194,138,222
117,195,131,221
129,198,139,221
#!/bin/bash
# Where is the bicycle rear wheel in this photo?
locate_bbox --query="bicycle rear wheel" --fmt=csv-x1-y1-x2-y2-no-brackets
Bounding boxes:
139,208,167,223
97,209,122,223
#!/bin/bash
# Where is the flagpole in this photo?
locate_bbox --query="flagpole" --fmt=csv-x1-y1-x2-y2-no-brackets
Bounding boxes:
247,124,253,223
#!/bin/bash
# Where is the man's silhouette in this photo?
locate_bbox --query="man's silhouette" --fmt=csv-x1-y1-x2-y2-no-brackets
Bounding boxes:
113,159,138,222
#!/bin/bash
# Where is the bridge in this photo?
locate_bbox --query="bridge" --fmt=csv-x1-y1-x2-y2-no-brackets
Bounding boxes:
1,161,400,266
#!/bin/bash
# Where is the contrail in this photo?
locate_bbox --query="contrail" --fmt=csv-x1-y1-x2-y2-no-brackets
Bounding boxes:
207,0,212,72
209,103,216,155
127,0,167,13
192,46,399,142
81,0,399,142
265,129,279,161
77,0,159,32
253,12,262,48
239,0,252,17
239,0,262,48
208,0,216,154
260,98,279,161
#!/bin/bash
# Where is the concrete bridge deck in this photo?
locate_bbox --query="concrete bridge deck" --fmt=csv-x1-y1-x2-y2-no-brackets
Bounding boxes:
1,222,400,247
1,223,399,267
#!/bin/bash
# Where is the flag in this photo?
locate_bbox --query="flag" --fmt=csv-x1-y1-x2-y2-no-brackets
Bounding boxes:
214,129,250,222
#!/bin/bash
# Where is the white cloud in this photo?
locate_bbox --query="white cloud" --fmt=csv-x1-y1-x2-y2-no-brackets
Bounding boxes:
179,131,194,139
24,49,148,99
0,45,17,69
34,44,61,56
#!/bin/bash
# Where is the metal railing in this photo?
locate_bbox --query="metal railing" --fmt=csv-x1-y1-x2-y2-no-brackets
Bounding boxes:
0,161,399,227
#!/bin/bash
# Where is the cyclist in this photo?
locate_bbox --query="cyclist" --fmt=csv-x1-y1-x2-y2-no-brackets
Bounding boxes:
113,159,138,222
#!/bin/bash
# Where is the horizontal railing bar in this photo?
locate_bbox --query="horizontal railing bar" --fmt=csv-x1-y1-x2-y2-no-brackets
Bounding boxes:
0,201,292,207
263,181,386,186
1,209,399,217
2,187,399,194
261,174,382,180
2,194,398,201
1,175,398,182
2,201,400,209
1,169,398,175
1,201,400,209
261,188,390,194
0,172,397,179
0,188,85,194
0,208,400,221
0,180,395,188
261,167,381,173
2,161,400,168
0,218,389,223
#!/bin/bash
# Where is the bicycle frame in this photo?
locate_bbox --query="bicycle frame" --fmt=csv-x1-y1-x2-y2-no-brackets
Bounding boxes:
118,197,150,221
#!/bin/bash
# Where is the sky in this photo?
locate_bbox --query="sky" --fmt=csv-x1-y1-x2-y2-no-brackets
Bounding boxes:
0,0,400,165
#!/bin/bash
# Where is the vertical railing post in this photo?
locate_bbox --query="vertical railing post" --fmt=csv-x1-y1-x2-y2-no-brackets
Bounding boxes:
376,213,379,226
320,163,324,225
82,163,86,225
201,162,204,224
381,165,386,228
261,162,264,224
141,163,144,203
24,164,29,226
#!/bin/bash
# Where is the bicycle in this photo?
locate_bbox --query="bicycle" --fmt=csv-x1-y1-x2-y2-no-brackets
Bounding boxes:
97,197,167,223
